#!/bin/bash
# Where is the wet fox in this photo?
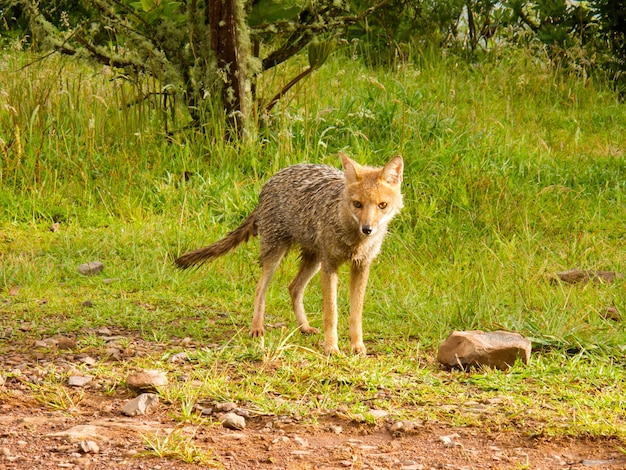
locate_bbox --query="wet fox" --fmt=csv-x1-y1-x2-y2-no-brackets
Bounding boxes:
175,153,404,355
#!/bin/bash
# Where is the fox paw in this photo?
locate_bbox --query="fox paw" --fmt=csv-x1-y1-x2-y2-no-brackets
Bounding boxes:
351,343,367,356
250,326,265,337
324,343,340,355
299,325,320,335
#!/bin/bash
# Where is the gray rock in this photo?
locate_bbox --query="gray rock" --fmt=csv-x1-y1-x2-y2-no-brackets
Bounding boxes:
214,402,237,412
126,370,168,392
437,330,531,370
221,412,246,430
77,261,104,276
121,393,159,417
68,376,93,387
79,441,100,454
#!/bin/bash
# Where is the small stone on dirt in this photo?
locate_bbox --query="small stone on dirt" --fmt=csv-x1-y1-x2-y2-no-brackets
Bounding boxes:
438,330,531,370
121,393,159,417
57,337,77,350
126,370,168,392
168,352,189,364
440,434,460,447
221,412,246,430
329,424,343,434
80,441,100,454
77,261,104,276
215,402,238,412
68,376,93,387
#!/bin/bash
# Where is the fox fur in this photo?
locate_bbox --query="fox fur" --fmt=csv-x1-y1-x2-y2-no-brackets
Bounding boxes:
175,153,404,355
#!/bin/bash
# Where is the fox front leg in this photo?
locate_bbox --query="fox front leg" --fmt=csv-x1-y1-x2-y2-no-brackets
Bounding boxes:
320,265,340,355
349,262,370,356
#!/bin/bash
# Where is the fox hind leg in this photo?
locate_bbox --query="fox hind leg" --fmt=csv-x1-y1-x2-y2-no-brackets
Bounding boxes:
288,252,321,334
250,243,289,337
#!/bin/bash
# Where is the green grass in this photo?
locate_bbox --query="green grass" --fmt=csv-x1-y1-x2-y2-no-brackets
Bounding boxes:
1,43,625,440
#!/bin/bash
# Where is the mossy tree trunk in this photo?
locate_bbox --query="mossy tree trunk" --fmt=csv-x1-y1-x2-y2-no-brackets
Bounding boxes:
208,0,249,138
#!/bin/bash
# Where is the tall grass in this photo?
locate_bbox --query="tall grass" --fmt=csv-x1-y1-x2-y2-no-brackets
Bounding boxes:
1,43,625,359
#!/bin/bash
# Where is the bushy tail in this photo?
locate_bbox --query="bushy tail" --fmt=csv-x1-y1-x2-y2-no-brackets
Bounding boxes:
175,212,257,269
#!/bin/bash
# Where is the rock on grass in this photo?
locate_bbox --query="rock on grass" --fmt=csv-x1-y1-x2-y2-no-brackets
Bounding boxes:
438,330,531,370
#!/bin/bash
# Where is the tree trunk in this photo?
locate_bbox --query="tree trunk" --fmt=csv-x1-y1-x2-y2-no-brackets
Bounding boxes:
208,0,248,138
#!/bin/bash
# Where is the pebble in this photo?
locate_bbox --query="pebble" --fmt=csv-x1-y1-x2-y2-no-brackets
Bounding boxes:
221,412,246,430
329,424,343,434
126,370,168,392
439,434,460,447
68,376,93,387
80,440,100,454
121,393,159,417
214,402,237,412
77,261,104,276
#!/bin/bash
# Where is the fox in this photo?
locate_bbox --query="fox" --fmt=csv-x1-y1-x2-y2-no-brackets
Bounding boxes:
175,153,404,355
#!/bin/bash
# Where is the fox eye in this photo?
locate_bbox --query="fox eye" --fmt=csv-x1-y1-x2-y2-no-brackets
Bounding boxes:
353,201,362,209
378,202,388,209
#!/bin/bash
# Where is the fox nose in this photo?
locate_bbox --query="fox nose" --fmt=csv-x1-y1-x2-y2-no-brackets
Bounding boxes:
361,225,372,235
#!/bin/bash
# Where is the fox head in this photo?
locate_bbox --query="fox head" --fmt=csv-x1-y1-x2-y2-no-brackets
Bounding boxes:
340,153,404,237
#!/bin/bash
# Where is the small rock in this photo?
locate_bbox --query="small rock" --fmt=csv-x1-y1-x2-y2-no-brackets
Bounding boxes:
105,348,121,361
329,424,343,434
68,376,93,387
602,307,621,321
438,330,531,370
389,421,407,434
368,409,389,420
50,222,61,232
292,435,308,447
400,464,423,470
555,269,624,285
439,434,460,447
214,402,237,412
168,352,189,364
80,441,99,454
221,412,246,430
121,393,159,417
57,337,77,350
97,327,112,336
77,355,96,365
582,459,617,466
77,261,104,276
126,370,168,392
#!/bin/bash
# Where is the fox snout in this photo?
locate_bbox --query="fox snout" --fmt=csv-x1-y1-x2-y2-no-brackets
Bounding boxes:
361,225,373,235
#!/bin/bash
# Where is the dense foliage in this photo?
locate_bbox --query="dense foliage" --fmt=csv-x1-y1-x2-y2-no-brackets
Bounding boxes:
2,0,625,138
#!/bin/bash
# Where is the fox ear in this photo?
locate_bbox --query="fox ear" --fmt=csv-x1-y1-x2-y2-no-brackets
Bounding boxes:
340,152,361,182
381,155,403,185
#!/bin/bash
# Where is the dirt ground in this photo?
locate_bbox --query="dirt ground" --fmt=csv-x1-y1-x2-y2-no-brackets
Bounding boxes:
1,329,625,470
1,405,625,470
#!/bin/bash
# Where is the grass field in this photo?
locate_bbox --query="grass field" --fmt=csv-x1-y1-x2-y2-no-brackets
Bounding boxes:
1,43,625,438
